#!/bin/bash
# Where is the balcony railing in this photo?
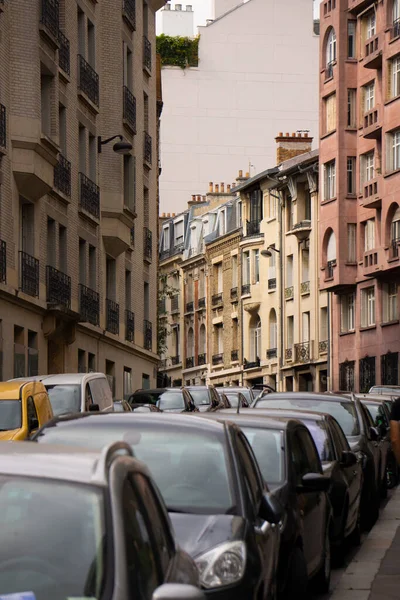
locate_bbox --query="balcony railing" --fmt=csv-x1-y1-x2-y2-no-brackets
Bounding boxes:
326,260,336,279
106,299,120,335
325,61,334,80
144,319,152,351
186,357,194,369
143,35,152,72
364,34,382,69
268,278,276,290
246,220,261,236
126,309,135,342
294,341,311,364
19,251,39,297
0,240,6,283
212,353,223,366
171,355,180,365
244,357,260,370
46,266,71,308
285,348,293,361
123,0,136,29
40,0,59,39
319,340,328,355
301,281,310,295
242,283,250,296
230,287,238,300
78,55,99,107
79,173,100,219
391,18,400,40
79,284,100,326
0,104,6,149
143,227,152,262
267,348,277,359
285,286,294,300
231,349,239,362
144,131,152,164
212,293,223,307
123,86,137,133
186,301,194,313
171,295,179,312
198,296,206,309
58,30,70,75
198,353,207,365
54,154,71,197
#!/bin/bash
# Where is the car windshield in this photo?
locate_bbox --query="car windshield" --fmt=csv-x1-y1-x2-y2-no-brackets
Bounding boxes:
0,476,106,600
301,419,333,462
238,389,253,403
157,392,185,410
255,399,360,436
45,385,81,416
241,427,284,484
225,394,239,408
0,401,22,431
189,389,210,406
36,423,235,514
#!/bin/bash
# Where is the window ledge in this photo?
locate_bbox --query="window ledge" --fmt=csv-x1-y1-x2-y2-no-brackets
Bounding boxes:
321,197,337,206
381,320,400,328
345,127,358,132
389,34,400,45
321,130,336,140
340,330,356,337
387,255,399,264
266,216,277,223
345,58,358,63
344,261,357,266
384,95,400,107
360,325,377,332
345,194,357,200
384,167,400,179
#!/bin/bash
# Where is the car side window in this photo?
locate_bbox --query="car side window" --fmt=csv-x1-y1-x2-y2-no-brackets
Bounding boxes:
122,478,160,599
298,428,321,473
85,383,93,411
330,419,350,454
236,432,263,509
27,396,39,432
89,378,111,410
290,431,310,486
359,403,372,435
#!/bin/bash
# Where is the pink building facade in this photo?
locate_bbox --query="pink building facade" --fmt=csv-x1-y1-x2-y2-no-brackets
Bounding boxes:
319,0,400,391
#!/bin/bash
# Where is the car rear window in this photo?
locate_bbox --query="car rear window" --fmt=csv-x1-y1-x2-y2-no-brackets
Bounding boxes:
157,392,185,410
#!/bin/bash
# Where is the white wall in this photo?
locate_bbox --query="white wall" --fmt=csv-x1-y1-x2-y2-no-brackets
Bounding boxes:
156,5,194,36
159,0,320,213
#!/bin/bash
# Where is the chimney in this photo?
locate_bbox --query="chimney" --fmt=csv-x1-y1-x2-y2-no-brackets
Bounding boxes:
275,131,313,164
209,182,213,193
227,184,231,193
238,170,243,178
215,184,219,193
221,183,225,193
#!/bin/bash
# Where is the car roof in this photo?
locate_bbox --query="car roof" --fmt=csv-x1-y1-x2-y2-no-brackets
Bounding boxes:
131,388,178,394
257,392,352,403
0,381,26,399
11,373,106,385
186,386,211,390
233,407,330,422
193,410,297,431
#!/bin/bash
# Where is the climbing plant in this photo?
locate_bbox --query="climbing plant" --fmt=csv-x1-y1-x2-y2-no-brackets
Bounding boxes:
156,34,200,69
157,274,179,357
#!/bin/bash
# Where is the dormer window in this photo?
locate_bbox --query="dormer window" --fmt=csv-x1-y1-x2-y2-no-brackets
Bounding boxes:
163,225,170,251
174,220,184,246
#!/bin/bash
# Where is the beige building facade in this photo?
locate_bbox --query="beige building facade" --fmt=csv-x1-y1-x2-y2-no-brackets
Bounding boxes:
0,0,164,394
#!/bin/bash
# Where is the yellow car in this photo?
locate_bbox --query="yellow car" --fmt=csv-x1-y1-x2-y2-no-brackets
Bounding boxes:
0,381,54,440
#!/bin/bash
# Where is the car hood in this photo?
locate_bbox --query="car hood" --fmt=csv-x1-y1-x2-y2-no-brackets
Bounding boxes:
169,513,246,558
0,428,22,441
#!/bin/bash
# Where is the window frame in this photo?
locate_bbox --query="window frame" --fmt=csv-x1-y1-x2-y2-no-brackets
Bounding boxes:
324,160,336,201
361,286,376,328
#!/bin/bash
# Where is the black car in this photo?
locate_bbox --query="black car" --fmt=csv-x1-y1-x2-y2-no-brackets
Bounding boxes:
200,411,332,598
128,388,198,413
32,413,282,600
254,392,383,530
186,386,226,412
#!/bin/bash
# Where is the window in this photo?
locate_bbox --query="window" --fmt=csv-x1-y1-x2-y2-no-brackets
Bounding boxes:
302,312,310,343
326,28,336,66
59,104,67,156
348,21,356,58
364,219,375,251
187,327,194,358
144,92,149,131
387,129,400,172
216,263,223,293
320,307,328,342
364,82,375,112
327,230,337,263
123,367,132,399
216,324,223,354
286,255,293,288
383,283,398,323
88,133,96,183
40,64,53,138
301,249,309,283
324,93,337,133
199,268,206,298
125,270,132,311
106,257,116,301
79,239,86,285
341,293,355,332
269,193,277,219
123,43,133,90
243,251,250,285
88,352,96,372
231,255,238,288
174,220,184,246
79,124,86,174
347,223,357,263
253,250,260,283
269,245,276,280
366,11,376,39
269,310,277,350
347,157,356,194
361,287,375,327
391,207,400,242
47,218,56,268
144,282,149,320
286,196,294,230
20,200,34,256
324,160,336,200
88,245,96,290
390,56,400,99
249,189,263,223
123,155,136,212
250,316,261,361
287,316,294,348
361,152,375,184
59,225,67,273
394,0,400,24
347,89,357,128
28,331,38,377
162,226,170,251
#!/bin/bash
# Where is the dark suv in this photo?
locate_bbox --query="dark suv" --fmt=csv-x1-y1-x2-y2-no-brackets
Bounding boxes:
0,441,203,600
128,388,198,413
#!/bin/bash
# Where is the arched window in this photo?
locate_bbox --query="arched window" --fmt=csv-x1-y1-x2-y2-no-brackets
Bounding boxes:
327,230,337,263
269,310,277,351
199,324,206,355
250,316,261,362
394,0,400,23
326,28,337,66
391,206,400,241
187,327,194,358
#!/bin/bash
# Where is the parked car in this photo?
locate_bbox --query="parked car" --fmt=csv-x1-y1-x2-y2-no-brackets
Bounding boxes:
128,388,198,413
200,411,332,597
130,403,163,413
9,373,114,415
217,389,250,408
254,392,384,530
32,412,283,599
0,440,203,600
217,386,255,406
0,381,53,441
113,399,132,412
186,386,225,412
369,385,400,396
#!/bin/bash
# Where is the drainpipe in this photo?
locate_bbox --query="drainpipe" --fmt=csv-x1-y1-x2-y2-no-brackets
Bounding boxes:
278,192,284,392
327,291,332,391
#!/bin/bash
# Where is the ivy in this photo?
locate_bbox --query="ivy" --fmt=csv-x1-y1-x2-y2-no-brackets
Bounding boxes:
157,275,180,357
156,34,200,69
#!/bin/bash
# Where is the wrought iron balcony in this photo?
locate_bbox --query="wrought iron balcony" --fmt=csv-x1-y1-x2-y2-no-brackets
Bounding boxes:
285,286,294,300
241,283,250,296
171,295,179,312
143,227,152,262
19,251,39,297
246,220,261,236
171,355,180,365
186,357,194,369
79,284,100,326
0,240,6,283
143,35,152,72
198,296,206,309
123,86,136,133
144,131,152,165
212,293,223,307
301,281,310,295
231,349,239,362
326,260,336,279
319,340,328,355
58,30,70,75
198,353,207,365
79,173,100,219
106,299,120,335
186,301,194,313
46,265,71,308
54,154,71,197
144,319,152,351
123,0,136,29
0,104,6,149
126,309,135,341
78,54,99,107
267,348,277,359
230,287,238,300
268,278,276,290
285,348,293,361
212,353,223,366
244,357,260,370
40,0,60,39
391,18,400,40
294,341,311,364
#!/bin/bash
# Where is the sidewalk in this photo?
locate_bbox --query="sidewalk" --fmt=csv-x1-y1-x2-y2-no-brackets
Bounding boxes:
330,487,400,600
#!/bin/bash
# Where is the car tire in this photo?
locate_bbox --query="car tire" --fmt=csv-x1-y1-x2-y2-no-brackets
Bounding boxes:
281,546,308,600
313,528,331,594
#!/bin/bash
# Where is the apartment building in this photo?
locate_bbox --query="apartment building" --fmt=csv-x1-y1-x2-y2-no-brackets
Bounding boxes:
319,0,400,391
0,0,164,393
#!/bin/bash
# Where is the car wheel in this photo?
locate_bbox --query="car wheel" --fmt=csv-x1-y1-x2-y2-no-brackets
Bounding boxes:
313,528,331,594
281,546,308,600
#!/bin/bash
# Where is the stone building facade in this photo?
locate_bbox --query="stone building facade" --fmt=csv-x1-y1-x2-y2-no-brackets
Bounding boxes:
0,0,164,393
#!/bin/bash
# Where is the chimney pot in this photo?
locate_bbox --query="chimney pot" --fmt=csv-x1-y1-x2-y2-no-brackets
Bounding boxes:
166,213,170,217
245,172,250,178
215,184,219,193
278,132,283,137
162,212,165,217
227,184,231,192
209,182,213,193
285,132,289,137
221,183,225,193
239,170,243,178
297,132,302,138
291,132,296,138
172,213,175,217
191,194,195,201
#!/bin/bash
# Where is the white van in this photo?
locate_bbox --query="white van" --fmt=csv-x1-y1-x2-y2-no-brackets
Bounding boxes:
9,373,113,416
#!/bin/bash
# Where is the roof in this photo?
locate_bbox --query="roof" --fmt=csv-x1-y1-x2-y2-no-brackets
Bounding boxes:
232,167,279,193
195,411,296,431
0,381,26,400
240,407,331,422
256,392,350,403
277,148,319,175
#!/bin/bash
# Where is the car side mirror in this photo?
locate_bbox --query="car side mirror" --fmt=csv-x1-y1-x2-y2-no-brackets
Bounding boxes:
341,450,357,468
298,472,330,493
152,584,206,600
369,426,380,441
259,492,284,525
89,403,100,412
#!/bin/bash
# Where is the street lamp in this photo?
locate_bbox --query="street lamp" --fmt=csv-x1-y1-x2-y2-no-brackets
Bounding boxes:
97,134,132,154
261,245,281,258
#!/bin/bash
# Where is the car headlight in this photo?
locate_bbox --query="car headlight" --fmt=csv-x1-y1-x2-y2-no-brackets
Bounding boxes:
195,541,246,589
